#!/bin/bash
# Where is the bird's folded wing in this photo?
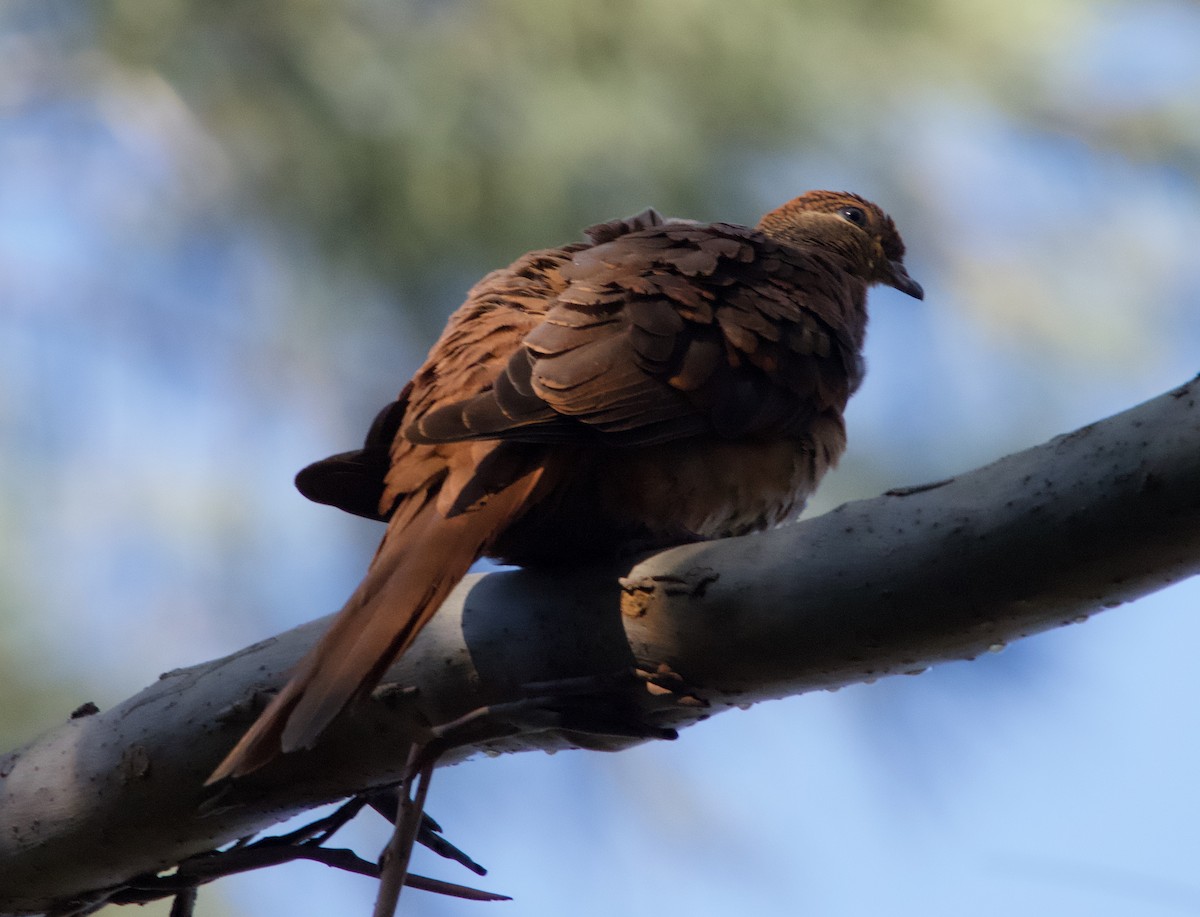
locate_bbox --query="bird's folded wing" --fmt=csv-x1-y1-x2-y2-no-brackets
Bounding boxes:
411,221,861,448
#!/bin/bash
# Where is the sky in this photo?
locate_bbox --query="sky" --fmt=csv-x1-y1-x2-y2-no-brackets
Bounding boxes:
1,2,1199,915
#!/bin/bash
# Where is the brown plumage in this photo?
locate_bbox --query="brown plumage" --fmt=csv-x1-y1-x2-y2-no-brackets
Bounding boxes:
207,191,922,782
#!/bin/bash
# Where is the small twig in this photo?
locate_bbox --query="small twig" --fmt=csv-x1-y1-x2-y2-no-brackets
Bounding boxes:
168,886,197,917
271,794,371,847
373,746,440,917
368,792,488,876
106,842,507,905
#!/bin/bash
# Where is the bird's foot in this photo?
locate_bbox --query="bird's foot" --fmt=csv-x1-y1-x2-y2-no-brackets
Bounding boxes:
425,665,708,753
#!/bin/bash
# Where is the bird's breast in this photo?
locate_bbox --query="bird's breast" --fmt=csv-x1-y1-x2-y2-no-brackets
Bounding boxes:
603,418,846,538
487,411,847,565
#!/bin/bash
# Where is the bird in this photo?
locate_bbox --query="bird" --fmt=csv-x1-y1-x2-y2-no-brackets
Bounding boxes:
207,190,922,782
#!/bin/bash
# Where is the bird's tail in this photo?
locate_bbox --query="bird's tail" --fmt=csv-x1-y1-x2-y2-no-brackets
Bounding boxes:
206,466,545,784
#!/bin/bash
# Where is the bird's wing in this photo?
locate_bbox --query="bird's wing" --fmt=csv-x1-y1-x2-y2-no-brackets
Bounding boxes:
410,221,864,450
290,208,674,522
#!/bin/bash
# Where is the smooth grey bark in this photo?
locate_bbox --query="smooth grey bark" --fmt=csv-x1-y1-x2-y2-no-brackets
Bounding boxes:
2,375,1199,915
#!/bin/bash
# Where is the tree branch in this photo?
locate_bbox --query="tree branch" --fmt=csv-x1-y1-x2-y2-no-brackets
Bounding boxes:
2,375,1198,914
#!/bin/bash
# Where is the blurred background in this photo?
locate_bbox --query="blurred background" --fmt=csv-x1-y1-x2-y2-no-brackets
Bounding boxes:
2,1,1199,914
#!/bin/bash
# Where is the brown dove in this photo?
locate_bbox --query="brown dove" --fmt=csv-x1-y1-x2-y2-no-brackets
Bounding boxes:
208,190,922,782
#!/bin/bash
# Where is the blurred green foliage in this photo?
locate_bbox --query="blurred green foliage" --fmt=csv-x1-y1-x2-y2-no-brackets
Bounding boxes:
87,0,1107,298
76,0,1199,362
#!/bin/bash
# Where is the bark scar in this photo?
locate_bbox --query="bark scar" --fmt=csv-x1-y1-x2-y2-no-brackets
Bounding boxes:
619,567,719,617
120,744,151,782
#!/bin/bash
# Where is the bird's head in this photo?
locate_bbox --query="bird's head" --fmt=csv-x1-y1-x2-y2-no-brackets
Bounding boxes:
756,191,924,300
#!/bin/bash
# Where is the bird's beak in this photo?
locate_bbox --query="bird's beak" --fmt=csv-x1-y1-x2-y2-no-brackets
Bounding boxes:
885,260,924,300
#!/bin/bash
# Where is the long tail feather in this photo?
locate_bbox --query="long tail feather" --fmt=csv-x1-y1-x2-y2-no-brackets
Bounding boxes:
206,467,545,784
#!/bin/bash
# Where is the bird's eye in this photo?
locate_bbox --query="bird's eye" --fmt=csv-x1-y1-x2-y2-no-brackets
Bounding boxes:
839,206,868,227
